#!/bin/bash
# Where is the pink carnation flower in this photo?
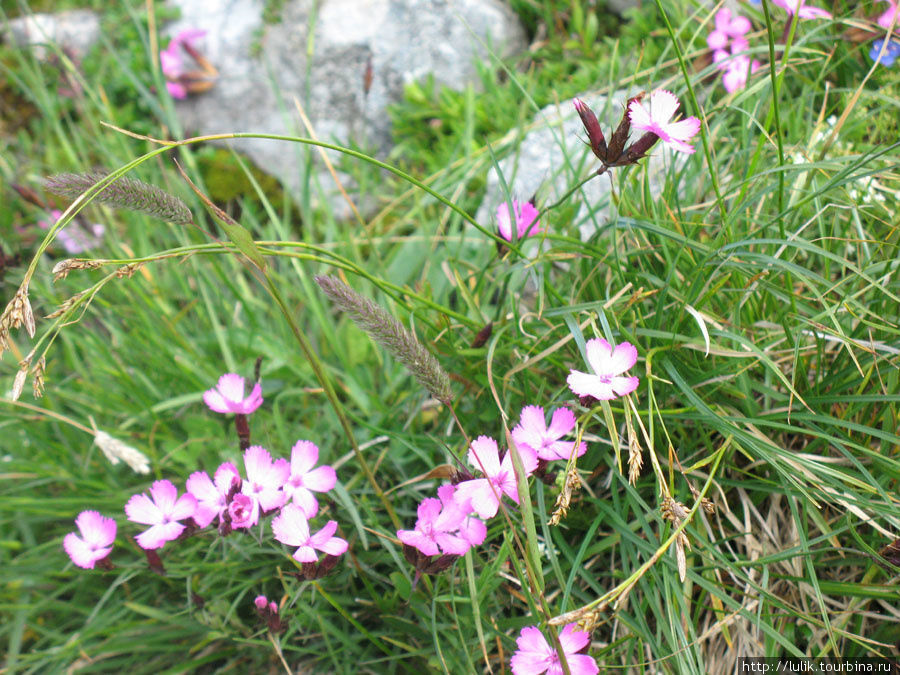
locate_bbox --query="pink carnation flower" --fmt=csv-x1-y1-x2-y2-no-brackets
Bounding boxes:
203,373,263,415
228,493,256,529
512,405,587,461
627,90,701,155
510,623,599,675
707,8,751,51
282,440,337,518
567,338,639,401
38,208,105,254
770,0,831,20
454,436,537,520
720,52,762,94
235,445,289,528
496,200,541,242
186,462,241,528
272,503,348,563
160,29,207,99
63,510,116,569
397,484,485,556
125,480,197,550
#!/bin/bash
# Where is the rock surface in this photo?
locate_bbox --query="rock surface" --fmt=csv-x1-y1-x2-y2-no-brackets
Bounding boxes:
3,10,101,60
475,93,678,241
165,0,528,218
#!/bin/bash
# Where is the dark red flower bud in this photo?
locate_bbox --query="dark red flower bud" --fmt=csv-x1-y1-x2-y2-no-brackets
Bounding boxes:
573,98,607,160
623,132,660,163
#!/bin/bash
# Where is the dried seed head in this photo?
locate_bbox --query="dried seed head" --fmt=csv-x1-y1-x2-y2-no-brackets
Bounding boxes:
11,366,28,401
549,467,581,526
1,285,36,340
52,258,103,282
115,263,143,279
32,356,46,398
46,291,86,319
94,430,151,474
315,275,452,404
45,171,193,225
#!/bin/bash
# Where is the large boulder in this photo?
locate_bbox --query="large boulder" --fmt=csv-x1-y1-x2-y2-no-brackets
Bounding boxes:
165,0,528,218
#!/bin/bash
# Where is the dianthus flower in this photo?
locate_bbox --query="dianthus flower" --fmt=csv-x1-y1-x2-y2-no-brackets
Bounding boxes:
236,445,289,528
203,373,263,415
627,90,701,154
125,480,197,550
770,0,831,20
879,1,900,31
707,8,751,52
567,338,639,401
160,29,209,99
63,510,116,569
282,440,337,518
496,200,541,242
186,462,241,528
272,503,348,562
512,405,587,461
510,623,599,675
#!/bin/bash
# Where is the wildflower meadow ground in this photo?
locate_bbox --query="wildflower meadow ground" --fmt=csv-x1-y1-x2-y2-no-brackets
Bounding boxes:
2,0,900,673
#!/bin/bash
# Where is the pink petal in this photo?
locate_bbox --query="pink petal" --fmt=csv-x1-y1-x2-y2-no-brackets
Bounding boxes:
148,480,178,513
608,342,638,375
125,493,162,526
566,370,604,398
170,493,198,521
584,338,614,376
217,373,246,404
547,407,576,439
398,528,440,556
135,521,184,549
290,488,319,518
435,532,470,555
202,388,230,413
308,519,338,545
627,98,653,131
458,516,487,546
468,436,501,477
76,511,116,547
518,405,547,436
303,465,337,492
214,462,241,493
567,654,600,675
317,535,348,557
243,445,273,482
291,545,319,563
186,471,217,503
272,503,310,547
664,117,701,144
290,439,319,474
797,6,831,19
454,478,500,519
648,90,680,125
611,376,640,397
558,623,591,654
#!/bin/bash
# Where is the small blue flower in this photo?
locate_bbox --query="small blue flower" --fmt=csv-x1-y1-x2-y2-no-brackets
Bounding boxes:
870,39,900,67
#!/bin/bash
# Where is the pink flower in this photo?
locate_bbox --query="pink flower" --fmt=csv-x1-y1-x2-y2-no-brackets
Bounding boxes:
272,503,348,562
720,52,762,93
567,338,639,401
397,484,485,556
879,1,900,31
160,29,207,99
63,510,116,569
510,623,599,675
512,405,587,462
496,200,541,242
186,462,241,528
770,0,831,20
125,480,197,550
38,208,105,254
707,8,751,51
236,446,289,528
254,595,269,611
282,440,337,518
627,90,701,155
454,436,537,520
228,493,256,529
203,373,263,415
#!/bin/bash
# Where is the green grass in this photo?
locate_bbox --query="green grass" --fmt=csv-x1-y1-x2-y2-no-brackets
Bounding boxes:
3,0,900,673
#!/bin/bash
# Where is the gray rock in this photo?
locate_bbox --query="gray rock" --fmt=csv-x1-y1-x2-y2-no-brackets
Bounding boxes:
475,93,678,241
3,10,101,60
165,0,527,219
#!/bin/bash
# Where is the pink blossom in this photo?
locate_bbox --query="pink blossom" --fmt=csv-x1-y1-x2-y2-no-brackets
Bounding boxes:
398,484,486,556
879,1,900,31
272,503,348,562
510,623,599,675
770,0,831,20
63,510,116,569
125,480,197,550
512,405,587,462
186,462,241,528
236,445,289,528
454,436,537,520
720,52,762,93
203,373,263,415
496,200,541,242
282,440,337,518
567,338,639,401
228,493,256,529
707,8,751,51
254,595,269,611
38,208,105,254
627,90,701,155
160,29,206,99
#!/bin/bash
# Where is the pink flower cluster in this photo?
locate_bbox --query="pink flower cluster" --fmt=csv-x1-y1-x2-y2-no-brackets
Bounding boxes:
708,8,760,93
38,208,105,254
397,405,586,566
64,373,346,572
